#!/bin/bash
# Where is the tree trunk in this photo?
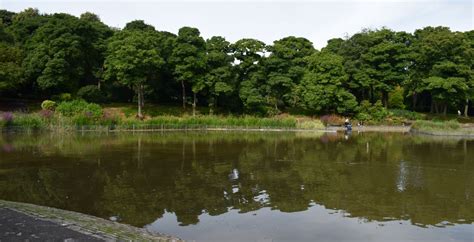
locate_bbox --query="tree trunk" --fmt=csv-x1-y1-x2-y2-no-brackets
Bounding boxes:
382,91,388,108
434,100,439,114
465,98,469,117
443,103,447,115
412,92,417,111
181,80,186,109
140,84,144,109
137,85,143,119
274,98,279,113
369,86,374,103
209,97,216,115
192,92,197,117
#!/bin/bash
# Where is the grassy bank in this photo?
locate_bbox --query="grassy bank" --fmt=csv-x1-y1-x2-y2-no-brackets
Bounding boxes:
411,120,474,136
2,100,473,133
0,111,327,131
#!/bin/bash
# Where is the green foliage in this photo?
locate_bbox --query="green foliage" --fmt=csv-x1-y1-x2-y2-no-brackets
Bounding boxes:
0,42,23,93
77,85,104,103
41,100,56,110
409,27,472,114
320,114,345,126
104,27,165,117
356,100,390,122
52,93,72,102
233,38,268,112
389,86,405,109
0,113,44,129
22,12,112,94
56,100,103,118
296,119,325,129
136,115,298,129
204,36,235,112
170,26,207,113
296,51,357,114
265,36,315,110
389,109,426,120
1,7,473,121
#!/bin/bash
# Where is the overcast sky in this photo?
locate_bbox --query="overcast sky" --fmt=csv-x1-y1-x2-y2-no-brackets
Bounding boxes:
1,0,472,48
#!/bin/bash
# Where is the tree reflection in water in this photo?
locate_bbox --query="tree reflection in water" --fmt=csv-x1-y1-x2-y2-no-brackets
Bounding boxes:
0,131,473,229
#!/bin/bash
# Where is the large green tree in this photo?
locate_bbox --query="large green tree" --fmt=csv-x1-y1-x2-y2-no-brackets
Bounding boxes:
410,27,472,114
232,38,267,113
104,29,164,118
265,36,315,111
296,51,357,114
0,23,23,94
170,27,206,116
204,36,235,114
21,13,112,95
325,28,411,106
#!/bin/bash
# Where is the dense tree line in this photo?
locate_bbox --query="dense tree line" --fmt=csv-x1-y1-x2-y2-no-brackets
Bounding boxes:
0,8,473,117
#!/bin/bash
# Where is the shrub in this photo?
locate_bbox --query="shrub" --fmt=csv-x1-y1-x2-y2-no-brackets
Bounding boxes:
38,109,54,119
356,100,390,123
355,112,371,122
12,113,43,129
320,114,344,126
56,100,103,119
41,100,56,111
77,85,104,103
389,109,425,120
1,112,13,124
388,86,405,109
297,120,325,129
52,93,73,102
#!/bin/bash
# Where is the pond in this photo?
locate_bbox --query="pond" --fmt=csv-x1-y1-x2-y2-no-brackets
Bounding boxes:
0,131,473,241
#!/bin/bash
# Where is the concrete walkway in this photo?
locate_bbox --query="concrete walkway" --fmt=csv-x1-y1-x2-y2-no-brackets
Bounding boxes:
0,208,103,241
0,200,182,241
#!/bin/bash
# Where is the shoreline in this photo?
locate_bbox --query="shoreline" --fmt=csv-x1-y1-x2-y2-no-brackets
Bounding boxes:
0,123,410,132
410,128,474,137
0,200,182,241
3,124,474,137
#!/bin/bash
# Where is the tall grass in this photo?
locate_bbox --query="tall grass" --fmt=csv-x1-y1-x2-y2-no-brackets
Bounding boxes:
411,120,460,131
118,115,299,129
1,112,324,131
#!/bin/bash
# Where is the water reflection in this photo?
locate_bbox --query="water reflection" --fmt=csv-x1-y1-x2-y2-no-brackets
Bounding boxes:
0,131,473,240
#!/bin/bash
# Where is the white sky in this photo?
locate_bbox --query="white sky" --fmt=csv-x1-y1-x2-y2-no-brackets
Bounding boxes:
1,0,472,49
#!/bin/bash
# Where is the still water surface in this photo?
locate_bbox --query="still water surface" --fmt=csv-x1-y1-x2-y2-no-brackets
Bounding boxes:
0,131,473,241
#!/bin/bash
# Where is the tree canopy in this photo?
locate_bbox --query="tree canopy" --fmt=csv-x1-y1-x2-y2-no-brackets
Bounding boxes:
1,7,473,117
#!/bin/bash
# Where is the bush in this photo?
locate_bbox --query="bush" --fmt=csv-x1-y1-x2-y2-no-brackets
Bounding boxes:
389,86,405,109
38,109,54,119
77,85,104,103
52,93,73,102
320,114,344,126
1,112,14,124
356,100,390,123
56,100,103,119
12,113,43,129
297,120,325,129
41,100,56,111
389,109,425,120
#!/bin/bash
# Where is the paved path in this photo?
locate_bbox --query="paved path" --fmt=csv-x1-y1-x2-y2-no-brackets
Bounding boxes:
0,208,103,241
